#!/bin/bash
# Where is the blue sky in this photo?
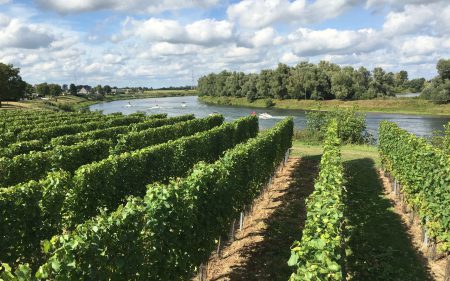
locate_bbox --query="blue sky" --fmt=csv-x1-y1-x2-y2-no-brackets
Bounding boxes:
1,0,449,87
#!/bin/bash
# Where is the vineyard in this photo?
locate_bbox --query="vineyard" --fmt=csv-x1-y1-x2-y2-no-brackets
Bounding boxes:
1,108,450,280
0,109,293,280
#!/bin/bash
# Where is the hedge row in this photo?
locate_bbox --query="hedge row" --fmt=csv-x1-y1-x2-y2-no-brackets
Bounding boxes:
379,121,450,252
0,139,112,188
0,116,257,267
288,120,346,281
29,117,292,280
13,115,146,143
0,111,109,133
0,115,218,188
63,115,257,228
112,114,223,154
2,111,158,134
49,114,192,147
2,114,111,135
0,114,183,157
0,171,72,267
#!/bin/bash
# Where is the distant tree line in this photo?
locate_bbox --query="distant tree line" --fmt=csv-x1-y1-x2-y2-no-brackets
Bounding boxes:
421,59,450,103
155,86,193,90
198,61,426,101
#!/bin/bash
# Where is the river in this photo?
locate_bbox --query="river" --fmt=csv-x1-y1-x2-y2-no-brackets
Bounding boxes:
90,95,450,139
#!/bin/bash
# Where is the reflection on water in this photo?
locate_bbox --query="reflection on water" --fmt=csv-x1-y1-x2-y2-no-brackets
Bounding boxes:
90,96,450,139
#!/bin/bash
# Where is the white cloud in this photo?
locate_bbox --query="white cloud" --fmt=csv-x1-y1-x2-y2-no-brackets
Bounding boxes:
365,0,443,9
0,0,10,4
0,13,10,27
35,0,219,14
121,17,234,46
279,52,302,64
227,0,355,29
1,0,449,87
383,2,450,36
287,28,383,56
249,27,276,47
0,18,55,49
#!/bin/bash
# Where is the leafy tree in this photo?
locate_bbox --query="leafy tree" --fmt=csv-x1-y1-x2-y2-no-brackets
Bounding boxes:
214,71,230,97
25,83,34,99
256,70,272,98
286,62,316,100
406,78,425,92
331,67,355,100
103,85,112,94
0,63,26,107
69,83,77,95
36,83,50,97
48,84,62,99
242,74,258,102
94,85,104,95
269,63,289,100
224,72,241,97
369,67,394,97
353,66,371,99
422,79,450,103
394,70,408,88
421,58,450,103
437,58,450,80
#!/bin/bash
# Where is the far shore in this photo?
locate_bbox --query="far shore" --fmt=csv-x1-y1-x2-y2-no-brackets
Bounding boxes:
0,89,198,112
199,96,450,116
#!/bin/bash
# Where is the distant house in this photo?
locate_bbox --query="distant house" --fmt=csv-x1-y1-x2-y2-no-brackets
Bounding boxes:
78,87,90,95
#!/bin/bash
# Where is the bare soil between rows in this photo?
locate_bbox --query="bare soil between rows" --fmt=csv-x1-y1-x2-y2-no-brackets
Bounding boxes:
203,156,320,281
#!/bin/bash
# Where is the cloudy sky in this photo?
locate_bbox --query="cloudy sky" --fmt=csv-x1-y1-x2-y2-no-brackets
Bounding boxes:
0,0,449,87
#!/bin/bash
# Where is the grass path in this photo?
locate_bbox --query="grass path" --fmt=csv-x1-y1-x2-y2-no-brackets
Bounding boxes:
344,157,432,280
206,142,433,280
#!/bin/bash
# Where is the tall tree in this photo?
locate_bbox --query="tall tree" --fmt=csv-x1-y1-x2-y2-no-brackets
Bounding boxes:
0,63,26,107
437,58,450,80
94,84,104,95
269,63,290,100
36,83,50,97
48,84,62,100
103,85,112,94
69,83,77,95
242,74,258,102
394,70,408,87
256,70,272,98
331,67,355,100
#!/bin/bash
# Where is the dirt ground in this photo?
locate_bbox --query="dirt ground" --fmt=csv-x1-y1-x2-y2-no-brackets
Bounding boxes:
204,156,320,281
379,170,449,281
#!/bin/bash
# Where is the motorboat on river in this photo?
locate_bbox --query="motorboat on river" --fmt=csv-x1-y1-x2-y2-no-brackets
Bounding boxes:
259,113,273,119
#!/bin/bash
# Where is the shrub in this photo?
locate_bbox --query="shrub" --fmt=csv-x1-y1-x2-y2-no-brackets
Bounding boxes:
304,107,371,144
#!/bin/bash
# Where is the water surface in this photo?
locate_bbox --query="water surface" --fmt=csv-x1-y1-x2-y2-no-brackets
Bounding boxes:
90,96,450,139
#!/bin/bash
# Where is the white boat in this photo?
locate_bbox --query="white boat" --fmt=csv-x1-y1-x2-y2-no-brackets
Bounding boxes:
125,102,132,107
152,105,160,109
181,102,187,108
259,113,273,119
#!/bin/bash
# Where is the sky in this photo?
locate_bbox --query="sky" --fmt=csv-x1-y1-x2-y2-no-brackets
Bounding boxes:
0,0,449,87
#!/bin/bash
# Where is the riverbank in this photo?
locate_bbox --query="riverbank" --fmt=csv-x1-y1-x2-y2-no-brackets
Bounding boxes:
0,89,197,112
199,96,450,116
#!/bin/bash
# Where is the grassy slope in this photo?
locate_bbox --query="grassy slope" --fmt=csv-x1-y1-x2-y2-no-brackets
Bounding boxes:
291,141,431,280
200,96,450,116
0,89,197,111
